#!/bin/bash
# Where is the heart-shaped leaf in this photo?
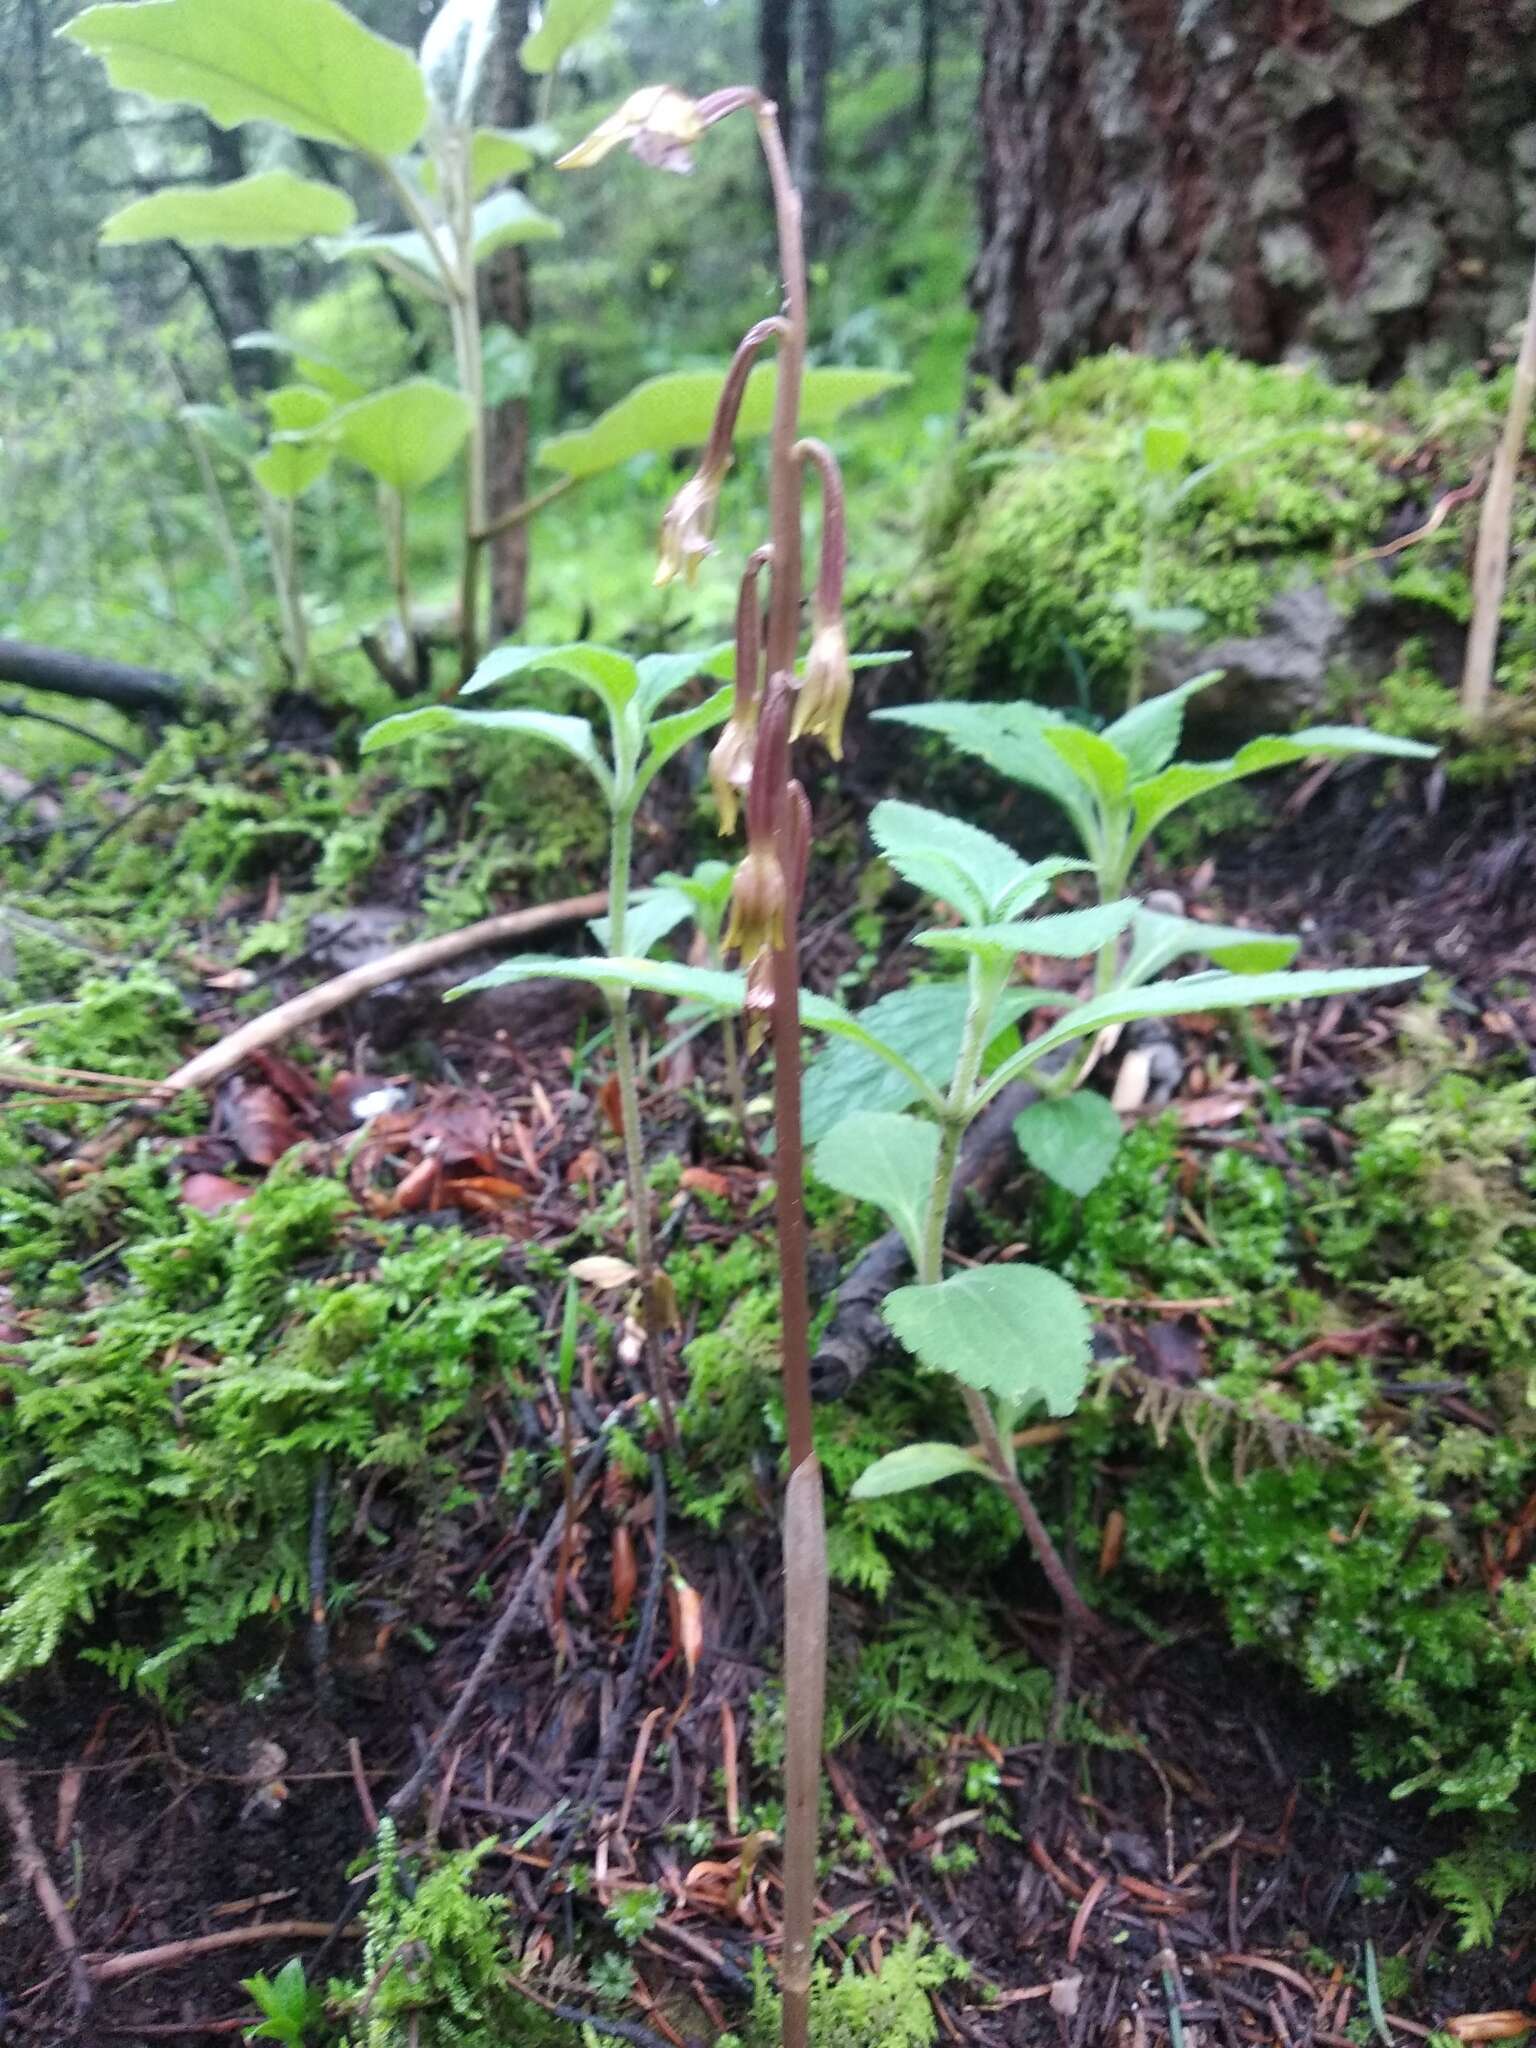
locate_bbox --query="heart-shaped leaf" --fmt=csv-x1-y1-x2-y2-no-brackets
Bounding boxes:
810,1110,940,1265
1014,1093,1123,1198
101,169,355,248
327,378,473,494
882,1265,1093,1411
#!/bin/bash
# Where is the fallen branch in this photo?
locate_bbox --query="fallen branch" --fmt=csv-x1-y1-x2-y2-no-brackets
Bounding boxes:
157,889,607,1097
0,639,192,720
88,1920,361,1985
0,1759,94,2014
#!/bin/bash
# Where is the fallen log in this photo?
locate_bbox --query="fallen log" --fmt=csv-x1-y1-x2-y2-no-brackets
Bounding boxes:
0,638,192,719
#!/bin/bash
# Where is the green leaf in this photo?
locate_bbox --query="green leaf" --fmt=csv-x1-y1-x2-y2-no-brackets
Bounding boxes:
654,859,734,936
1141,421,1192,478
1041,725,1129,810
638,686,734,788
538,365,908,479
360,705,611,799
481,326,535,406
63,0,429,156
849,1442,993,1501
263,383,335,434
634,642,736,718
326,378,473,493
1014,1094,1123,1198
1100,672,1221,782
419,0,498,120
1130,727,1438,850
421,125,550,198
329,222,449,298
882,1266,1093,1411
233,330,366,402
519,0,618,74
450,954,745,1007
810,1110,940,1264
100,169,355,248
986,965,1425,1097
462,641,639,721
873,702,1099,851
250,436,332,500
868,800,1034,926
470,187,562,261
914,900,1135,964
1123,908,1299,985
590,888,692,960
179,400,256,460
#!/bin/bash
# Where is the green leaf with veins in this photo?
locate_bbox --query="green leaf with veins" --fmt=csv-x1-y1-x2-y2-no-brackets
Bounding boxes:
872,702,1099,849
250,436,332,501
1099,672,1221,781
100,170,355,248
639,687,734,788
882,1266,1093,1410
63,0,429,155
868,800,1035,926
360,706,612,800
914,900,1135,964
850,1443,994,1500
419,127,552,200
1014,1093,1123,1198
1122,907,1298,984
468,187,562,260
1041,725,1129,809
634,644,736,717
462,642,639,714
327,379,473,493
1129,727,1437,848
589,889,691,960
810,1110,940,1264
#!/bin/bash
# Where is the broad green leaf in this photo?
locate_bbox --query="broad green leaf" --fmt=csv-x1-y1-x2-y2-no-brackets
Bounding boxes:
914,900,1135,964
985,965,1424,1099
1141,421,1192,478
329,222,449,298
326,378,473,493
802,984,1053,1143
470,187,562,261
264,383,334,433
462,641,639,720
1123,908,1298,985
360,705,611,799
882,1266,1092,1411
868,800,1033,926
233,330,366,401
100,169,355,248
639,686,734,787
180,400,256,460
634,642,736,718
810,1111,940,1264
1014,1093,1123,1198
991,856,1094,920
873,702,1098,851
1041,725,1129,810
420,126,550,199
519,0,618,73
250,436,332,499
1101,672,1221,782
538,365,908,478
1130,727,1437,850
63,0,429,156
590,888,691,960
451,954,745,1006
419,0,498,119
850,1443,993,1501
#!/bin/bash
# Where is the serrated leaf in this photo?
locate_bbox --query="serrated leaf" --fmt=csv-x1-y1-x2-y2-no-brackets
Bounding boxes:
590,888,691,960
519,0,618,74
639,686,733,787
882,1266,1092,1411
914,900,1135,964
1014,1093,1123,1198
1100,672,1221,781
1129,727,1437,850
868,800,1033,926
538,365,908,478
1041,724,1129,809
470,186,562,261
1123,908,1299,985
64,0,429,156
326,378,473,493
419,0,498,119
850,1443,993,1501
100,169,355,248
360,705,611,798
873,702,1099,850
463,641,639,720
810,1110,940,1264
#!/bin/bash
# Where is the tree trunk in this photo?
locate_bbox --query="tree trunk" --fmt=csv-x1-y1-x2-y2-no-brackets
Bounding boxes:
972,0,1536,390
202,121,270,391
760,0,795,153
483,0,535,637
796,0,833,256
918,0,941,130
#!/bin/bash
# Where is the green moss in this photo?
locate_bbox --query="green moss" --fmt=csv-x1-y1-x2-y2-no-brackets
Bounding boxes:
734,1931,965,2048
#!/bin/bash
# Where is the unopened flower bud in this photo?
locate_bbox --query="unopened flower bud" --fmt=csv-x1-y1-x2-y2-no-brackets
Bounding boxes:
791,613,854,758
654,467,724,587
708,713,756,835
723,844,787,966
557,85,705,174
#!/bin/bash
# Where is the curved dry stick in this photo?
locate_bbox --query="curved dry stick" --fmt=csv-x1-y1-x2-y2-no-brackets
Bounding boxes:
0,1760,92,2013
88,1920,360,1985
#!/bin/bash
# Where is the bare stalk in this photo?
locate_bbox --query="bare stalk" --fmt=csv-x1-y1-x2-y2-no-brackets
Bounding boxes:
1461,249,1536,725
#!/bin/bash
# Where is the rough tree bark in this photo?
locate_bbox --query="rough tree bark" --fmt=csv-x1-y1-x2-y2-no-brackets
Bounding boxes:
483,0,535,637
972,0,1536,389
760,0,795,154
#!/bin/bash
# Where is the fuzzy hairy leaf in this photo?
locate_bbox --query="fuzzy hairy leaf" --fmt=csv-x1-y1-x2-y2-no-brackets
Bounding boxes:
640,686,733,785
1123,908,1299,984
810,1111,940,1264
634,642,735,717
873,701,1099,849
1041,724,1129,809
538,365,907,478
327,378,473,493
1014,1093,1123,1198
850,1442,993,1500
64,0,429,156
883,1266,1093,1410
868,800,1034,926
914,900,1134,964
1100,671,1221,781
100,169,355,248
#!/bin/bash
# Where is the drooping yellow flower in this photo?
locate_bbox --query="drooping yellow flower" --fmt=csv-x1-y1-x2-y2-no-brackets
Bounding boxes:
557,86,706,175
708,713,756,836
654,468,724,586
723,843,787,964
790,613,853,759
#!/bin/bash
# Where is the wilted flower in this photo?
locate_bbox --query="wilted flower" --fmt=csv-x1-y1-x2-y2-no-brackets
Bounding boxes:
723,843,787,966
557,85,706,175
708,712,757,835
790,612,853,758
654,466,725,586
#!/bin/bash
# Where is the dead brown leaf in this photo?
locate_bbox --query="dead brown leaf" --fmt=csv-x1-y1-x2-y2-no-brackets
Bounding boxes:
181,1172,252,1214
